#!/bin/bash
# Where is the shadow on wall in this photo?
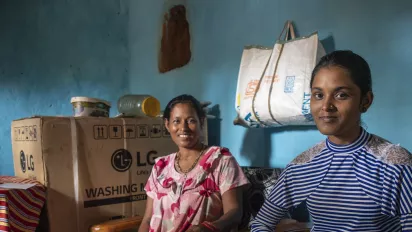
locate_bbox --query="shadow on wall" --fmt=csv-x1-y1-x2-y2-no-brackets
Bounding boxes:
239,129,270,168
206,104,221,146
321,35,335,54
240,125,318,168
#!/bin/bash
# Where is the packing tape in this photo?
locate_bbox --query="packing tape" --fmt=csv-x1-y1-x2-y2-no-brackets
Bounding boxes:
120,118,135,217
70,118,81,232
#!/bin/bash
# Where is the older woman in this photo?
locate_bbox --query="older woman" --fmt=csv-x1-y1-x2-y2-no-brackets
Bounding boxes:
139,94,250,232
251,50,412,231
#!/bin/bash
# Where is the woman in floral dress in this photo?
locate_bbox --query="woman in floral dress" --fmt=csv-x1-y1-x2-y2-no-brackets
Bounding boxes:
139,94,250,232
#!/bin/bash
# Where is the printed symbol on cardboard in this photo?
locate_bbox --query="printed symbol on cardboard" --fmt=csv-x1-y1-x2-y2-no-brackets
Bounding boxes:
14,128,18,141
21,126,27,140
162,124,170,137
137,125,148,138
20,128,24,140
111,149,132,172
28,126,34,141
19,128,23,141
94,125,108,140
150,124,162,138
32,125,37,141
109,125,122,139
124,125,136,139
17,128,21,141
24,126,29,140
20,150,26,173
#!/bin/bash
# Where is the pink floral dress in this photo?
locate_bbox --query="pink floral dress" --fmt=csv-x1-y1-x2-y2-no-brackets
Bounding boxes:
144,146,250,232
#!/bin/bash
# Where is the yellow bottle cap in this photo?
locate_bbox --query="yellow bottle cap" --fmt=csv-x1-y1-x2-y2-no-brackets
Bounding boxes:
141,97,160,117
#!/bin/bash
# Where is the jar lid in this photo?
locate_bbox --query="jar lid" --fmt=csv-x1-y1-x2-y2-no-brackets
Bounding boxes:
70,96,111,107
141,97,160,117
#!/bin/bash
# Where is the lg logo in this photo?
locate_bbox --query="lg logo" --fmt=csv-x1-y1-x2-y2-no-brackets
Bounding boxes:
111,149,159,172
20,150,34,173
111,149,133,172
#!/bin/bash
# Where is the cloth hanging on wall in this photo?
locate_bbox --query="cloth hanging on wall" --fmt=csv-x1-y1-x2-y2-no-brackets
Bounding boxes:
158,4,191,73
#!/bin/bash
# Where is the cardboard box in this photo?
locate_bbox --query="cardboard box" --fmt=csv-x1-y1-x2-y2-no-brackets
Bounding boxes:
11,116,205,232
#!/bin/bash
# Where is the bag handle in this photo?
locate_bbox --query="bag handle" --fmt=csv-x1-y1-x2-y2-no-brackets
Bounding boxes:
250,21,297,127
278,20,296,41
288,21,296,40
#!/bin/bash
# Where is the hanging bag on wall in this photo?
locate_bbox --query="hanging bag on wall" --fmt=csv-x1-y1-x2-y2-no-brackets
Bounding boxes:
234,21,326,128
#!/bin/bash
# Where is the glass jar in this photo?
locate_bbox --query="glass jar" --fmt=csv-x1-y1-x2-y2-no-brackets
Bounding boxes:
117,95,160,117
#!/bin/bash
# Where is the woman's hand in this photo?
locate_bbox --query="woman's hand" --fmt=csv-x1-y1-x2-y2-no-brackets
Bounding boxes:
186,225,213,232
138,197,153,232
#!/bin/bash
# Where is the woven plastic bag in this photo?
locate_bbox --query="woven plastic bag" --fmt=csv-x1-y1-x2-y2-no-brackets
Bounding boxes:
234,21,326,128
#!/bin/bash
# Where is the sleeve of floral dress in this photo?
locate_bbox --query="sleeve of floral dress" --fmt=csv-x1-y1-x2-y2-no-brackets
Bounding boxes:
144,162,158,199
217,148,250,195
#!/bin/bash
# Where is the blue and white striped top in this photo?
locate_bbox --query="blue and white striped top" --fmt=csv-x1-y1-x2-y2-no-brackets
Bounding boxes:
251,129,412,232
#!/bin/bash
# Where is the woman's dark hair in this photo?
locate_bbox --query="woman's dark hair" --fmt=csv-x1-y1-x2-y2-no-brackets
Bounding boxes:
163,94,205,123
310,50,372,97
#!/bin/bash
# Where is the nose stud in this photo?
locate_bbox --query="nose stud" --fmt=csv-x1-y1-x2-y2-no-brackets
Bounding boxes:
323,104,335,111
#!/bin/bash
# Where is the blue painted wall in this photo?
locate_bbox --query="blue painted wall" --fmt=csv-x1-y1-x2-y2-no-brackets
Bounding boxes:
1,0,412,175
0,1,130,175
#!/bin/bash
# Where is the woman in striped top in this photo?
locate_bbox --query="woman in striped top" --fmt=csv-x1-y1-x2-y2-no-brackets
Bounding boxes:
251,50,412,232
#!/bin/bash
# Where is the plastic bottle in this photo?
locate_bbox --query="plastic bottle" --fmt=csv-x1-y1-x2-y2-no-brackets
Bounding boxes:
117,95,160,117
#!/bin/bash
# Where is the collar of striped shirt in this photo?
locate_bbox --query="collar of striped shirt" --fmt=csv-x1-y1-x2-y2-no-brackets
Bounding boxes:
326,127,371,153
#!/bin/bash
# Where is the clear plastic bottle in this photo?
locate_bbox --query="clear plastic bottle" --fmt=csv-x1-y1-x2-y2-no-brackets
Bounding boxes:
117,94,160,117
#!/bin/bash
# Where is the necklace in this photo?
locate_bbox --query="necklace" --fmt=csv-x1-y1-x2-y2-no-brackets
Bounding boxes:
175,144,206,177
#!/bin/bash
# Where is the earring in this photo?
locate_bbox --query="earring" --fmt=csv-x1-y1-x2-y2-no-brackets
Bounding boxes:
362,107,367,113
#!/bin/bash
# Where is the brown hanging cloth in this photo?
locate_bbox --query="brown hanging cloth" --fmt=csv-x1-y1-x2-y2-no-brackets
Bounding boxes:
158,4,191,73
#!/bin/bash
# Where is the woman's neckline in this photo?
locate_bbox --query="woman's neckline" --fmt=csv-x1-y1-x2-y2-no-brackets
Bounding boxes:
172,146,211,177
326,128,371,153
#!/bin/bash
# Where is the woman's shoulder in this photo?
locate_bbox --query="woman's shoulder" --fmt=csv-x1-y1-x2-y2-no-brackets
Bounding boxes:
199,146,238,169
212,146,233,156
202,146,233,161
365,134,412,166
152,153,176,173
290,140,327,165
153,152,176,163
